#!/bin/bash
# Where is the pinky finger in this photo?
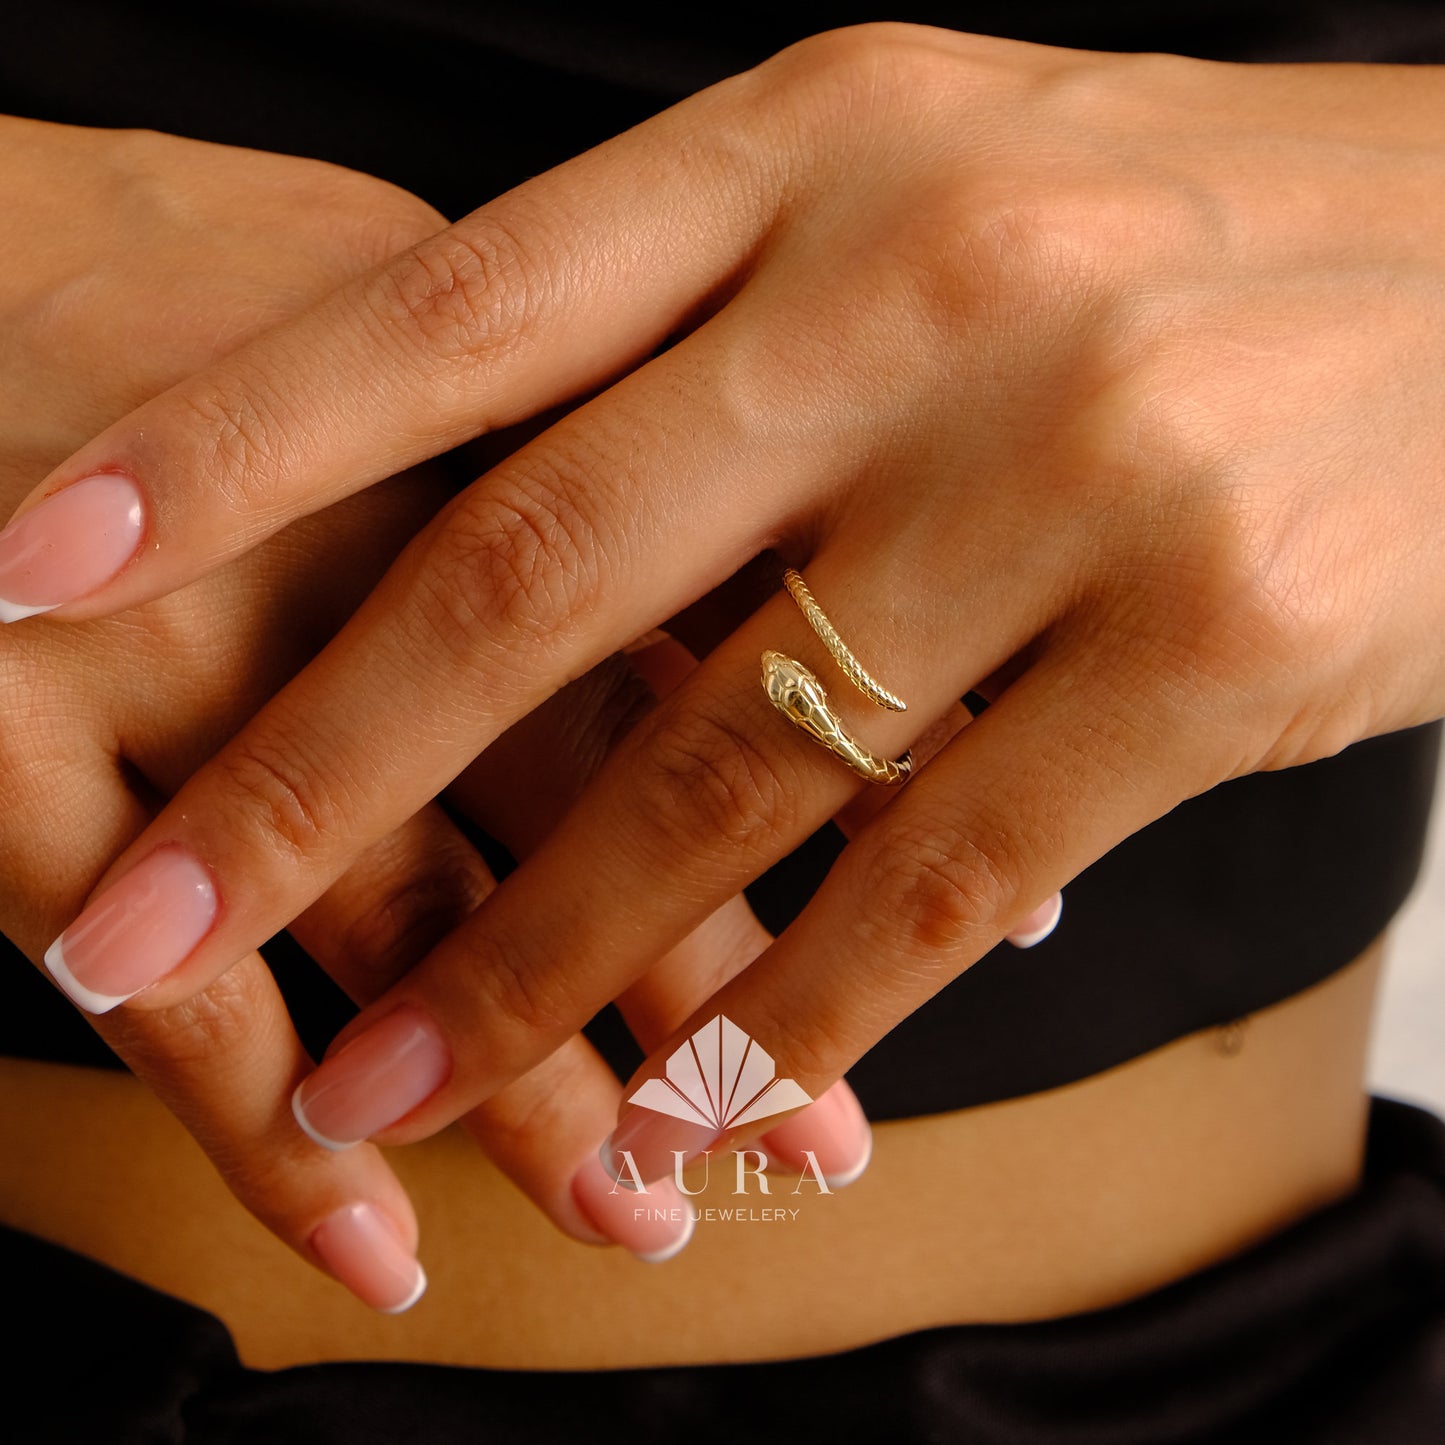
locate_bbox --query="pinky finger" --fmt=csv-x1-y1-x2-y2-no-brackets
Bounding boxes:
0,752,423,1312
99,953,427,1314
7,797,421,1317
0,734,424,1323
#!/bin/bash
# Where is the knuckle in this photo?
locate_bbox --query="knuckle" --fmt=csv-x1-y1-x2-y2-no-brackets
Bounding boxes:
102,965,267,1100
841,186,1117,403
1217,509,1349,677
546,653,658,785
1102,473,1317,697
172,363,295,519
473,927,572,1042
747,1000,854,1093
124,993,246,1080
365,215,546,366
862,817,1022,958
765,22,953,115
934,195,1105,349
1087,315,1228,492
332,859,492,991
416,466,601,677
213,730,346,865
635,704,798,861
1125,480,1363,770
331,890,432,987
589,654,661,762
746,26,986,201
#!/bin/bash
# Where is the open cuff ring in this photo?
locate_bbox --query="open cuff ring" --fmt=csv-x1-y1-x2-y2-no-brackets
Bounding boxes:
761,569,913,785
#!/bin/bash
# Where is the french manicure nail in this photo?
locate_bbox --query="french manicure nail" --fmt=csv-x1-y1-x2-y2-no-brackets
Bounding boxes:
761,1080,873,1189
44,847,218,1013
571,1154,696,1262
310,1202,427,1313
600,1109,722,1190
1007,891,1064,949
293,1006,451,1150
0,474,145,622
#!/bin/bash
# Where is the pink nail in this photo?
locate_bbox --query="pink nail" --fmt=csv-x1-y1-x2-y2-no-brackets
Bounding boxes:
310,1202,427,1313
44,847,218,1014
1007,891,1064,949
600,1108,721,1189
571,1154,696,1262
293,1006,451,1150
0,474,145,622
760,1080,873,1188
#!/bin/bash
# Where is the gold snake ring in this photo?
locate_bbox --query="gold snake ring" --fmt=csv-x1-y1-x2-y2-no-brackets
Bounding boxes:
761,569,913,785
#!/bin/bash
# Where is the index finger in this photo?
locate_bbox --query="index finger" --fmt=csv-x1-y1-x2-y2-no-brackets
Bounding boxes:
0,61,788,624
41,248,852,1013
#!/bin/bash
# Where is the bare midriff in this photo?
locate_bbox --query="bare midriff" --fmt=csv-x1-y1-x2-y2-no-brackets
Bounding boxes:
0,936,1385,1372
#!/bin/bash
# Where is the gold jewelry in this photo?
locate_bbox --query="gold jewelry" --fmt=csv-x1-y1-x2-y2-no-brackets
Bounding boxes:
761,570,912,785
762,652,912,784
781,570,907,713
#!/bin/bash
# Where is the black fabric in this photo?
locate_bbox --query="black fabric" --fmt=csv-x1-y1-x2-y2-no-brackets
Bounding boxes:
0,3,1440,1119
3,3,1445,222
769,721,1444,1116
10,1095,1445,1443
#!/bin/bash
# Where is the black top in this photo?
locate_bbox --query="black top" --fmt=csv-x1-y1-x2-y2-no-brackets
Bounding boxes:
0,1,1440,1119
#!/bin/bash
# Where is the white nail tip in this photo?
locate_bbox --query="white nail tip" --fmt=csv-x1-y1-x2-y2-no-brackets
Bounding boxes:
0,595,60,624
291,1083,354,1152
634,1209,695,1264
43,936,131,1014
822,1129,874,1191
1007,893,1065,950
380,1262,428,1315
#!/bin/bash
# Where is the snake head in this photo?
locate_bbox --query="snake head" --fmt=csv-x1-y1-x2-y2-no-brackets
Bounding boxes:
761,650,828,718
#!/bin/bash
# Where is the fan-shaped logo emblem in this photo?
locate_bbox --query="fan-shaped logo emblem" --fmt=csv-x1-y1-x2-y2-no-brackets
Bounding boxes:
627,1015,811,1129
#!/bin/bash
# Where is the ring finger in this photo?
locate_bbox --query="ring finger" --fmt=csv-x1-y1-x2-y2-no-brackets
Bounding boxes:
286,539,1063,1142
298,641,876,1259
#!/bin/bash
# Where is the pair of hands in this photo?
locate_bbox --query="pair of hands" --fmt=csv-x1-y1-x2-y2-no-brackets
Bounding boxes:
5,25,1444,1311
0,112,870,1303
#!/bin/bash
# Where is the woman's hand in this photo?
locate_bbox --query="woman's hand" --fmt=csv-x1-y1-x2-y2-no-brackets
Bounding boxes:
8,30,1444,1181
0,117,874,1305
0,114,464,1307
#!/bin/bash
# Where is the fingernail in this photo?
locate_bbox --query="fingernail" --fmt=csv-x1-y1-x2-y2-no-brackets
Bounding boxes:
571,1154,696,1262
44,846,218,1013
599,1109,721,1189
293,1006,451,1150
1007,891,1064,949
760,1080,873,1189
310,1202,427,1313
0,474,145,622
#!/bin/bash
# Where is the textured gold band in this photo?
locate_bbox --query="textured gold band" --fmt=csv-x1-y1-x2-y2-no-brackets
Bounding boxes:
761,570,913,785
782,569,908,713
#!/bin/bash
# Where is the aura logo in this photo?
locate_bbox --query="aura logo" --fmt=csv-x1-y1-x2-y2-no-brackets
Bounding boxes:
628,1014,811,1128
